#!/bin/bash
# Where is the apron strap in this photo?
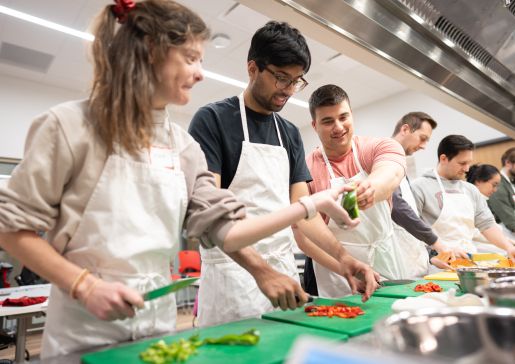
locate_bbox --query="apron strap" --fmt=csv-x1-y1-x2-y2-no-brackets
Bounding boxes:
434,169,447,205
164,108,177,151
321,147,337,180
238,93,283,147
238,93,250,142
351,138,366,176
272,114,284,147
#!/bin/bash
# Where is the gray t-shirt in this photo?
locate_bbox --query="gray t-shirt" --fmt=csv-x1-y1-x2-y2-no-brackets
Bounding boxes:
411,169,495,232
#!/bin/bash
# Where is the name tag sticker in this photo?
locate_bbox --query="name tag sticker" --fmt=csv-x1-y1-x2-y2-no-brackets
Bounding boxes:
149,146,175,169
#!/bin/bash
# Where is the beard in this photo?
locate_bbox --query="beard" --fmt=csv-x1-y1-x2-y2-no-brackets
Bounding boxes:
255,93,280,112
251,79,288,113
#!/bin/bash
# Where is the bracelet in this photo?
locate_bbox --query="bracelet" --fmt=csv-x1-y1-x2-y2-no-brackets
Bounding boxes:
83,279,100,304
69,268,90,299
299,196,317,220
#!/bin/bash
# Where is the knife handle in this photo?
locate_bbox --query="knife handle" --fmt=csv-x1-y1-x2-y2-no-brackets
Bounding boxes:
294,294,315,304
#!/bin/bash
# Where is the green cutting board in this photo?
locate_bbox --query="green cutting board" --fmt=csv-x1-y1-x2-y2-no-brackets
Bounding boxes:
373,279,462,299
262,295,396,337
81,318,348,364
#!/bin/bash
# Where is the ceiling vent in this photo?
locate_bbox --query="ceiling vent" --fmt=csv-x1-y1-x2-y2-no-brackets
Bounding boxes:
433,16,492,66
397,0,512,82
509,1,515,16
0,42,54,73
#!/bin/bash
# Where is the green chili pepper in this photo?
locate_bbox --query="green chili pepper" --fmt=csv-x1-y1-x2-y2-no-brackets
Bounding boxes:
342,189,359,219
140,335,203,364
202,329,260,346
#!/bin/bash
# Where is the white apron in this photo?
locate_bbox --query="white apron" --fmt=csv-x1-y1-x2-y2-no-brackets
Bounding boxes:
392,177,430,278
431,170,477,253
313,140,407,298
197,94,298,327
41,122,188,358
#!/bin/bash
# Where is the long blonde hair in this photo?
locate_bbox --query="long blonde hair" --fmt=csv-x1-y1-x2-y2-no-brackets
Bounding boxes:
89,0,209,155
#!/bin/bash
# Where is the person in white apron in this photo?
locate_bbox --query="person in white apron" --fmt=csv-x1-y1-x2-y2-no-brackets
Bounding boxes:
0,4,362,358
392,178,430,278
411,135,515,260
40,117,187,356
432,169,478,253
197,93,300,327
313,141,407,297
390,112,465,277
488,148,515,242
300,85,408,298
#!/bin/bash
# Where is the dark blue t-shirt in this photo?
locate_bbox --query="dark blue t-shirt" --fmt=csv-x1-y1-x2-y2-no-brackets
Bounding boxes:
188,96,312,189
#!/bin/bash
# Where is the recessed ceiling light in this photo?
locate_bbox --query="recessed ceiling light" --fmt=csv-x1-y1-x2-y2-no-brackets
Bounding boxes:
0,5,94,41
210,33,231,49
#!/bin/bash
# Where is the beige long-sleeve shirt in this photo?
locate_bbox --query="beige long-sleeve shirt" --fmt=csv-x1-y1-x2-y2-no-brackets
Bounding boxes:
0,100,245,253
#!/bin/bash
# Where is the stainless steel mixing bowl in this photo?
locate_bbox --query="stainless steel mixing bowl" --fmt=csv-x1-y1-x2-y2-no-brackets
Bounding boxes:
375,307,515,364
457,267,515,294
476,276,515,308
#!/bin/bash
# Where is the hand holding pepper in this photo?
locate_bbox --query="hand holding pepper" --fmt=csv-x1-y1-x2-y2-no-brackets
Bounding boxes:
353,180,375,210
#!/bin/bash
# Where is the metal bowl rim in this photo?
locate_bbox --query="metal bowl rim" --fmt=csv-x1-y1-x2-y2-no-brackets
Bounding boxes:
375,306,515,330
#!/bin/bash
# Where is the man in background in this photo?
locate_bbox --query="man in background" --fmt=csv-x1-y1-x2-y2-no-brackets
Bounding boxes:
488,147,515,241
411,135,515,260
391,112,466,276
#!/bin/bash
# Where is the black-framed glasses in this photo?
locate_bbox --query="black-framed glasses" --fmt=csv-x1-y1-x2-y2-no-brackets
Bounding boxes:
263,66,308,93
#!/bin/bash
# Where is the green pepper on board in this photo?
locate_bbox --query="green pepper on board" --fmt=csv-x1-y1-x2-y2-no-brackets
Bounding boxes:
202,329,260,346
139,335,202,364
140,329,260,364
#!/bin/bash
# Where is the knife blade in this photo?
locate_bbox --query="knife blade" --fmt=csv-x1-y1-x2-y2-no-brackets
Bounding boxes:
379,279,415,287
143,277,199,301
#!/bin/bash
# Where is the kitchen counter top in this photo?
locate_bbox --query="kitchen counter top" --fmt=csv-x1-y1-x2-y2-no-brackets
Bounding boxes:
33,295,448,364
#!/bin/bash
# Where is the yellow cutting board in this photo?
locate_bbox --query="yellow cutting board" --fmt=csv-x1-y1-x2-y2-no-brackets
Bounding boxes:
423,271,459,281
470,253,505,261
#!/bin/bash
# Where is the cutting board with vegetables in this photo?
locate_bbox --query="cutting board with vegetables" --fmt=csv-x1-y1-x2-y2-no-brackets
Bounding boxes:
262,295,396,337
80,318,348,364
373,279,461,299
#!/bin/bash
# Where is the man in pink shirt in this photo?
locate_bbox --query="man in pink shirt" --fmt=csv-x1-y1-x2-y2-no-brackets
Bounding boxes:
299,84,408,298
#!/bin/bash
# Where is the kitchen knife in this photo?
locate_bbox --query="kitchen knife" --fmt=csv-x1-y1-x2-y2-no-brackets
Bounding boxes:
379,279,415,287
143,277,199,301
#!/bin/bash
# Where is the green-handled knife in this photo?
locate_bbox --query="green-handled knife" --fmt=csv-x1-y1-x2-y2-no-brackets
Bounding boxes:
143,277,199,301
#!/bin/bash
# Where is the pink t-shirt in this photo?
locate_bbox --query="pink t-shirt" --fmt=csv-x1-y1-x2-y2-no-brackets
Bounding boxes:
306,135,406,218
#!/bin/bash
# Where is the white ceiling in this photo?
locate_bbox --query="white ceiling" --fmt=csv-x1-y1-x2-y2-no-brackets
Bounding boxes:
0,0,408,128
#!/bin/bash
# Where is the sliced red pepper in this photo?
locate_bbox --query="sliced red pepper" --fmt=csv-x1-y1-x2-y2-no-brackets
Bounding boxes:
304,303,364,319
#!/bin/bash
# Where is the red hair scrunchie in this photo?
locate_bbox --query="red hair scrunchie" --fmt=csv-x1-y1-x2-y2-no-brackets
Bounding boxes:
111,0,136,24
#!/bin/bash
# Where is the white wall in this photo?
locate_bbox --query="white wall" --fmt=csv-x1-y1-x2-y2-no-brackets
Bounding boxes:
1,72,508,174
0,73,198,160
299,90,507,178
0,74,87,159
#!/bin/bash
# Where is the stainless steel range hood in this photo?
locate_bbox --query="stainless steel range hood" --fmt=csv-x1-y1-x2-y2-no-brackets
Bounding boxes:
240,0,515,136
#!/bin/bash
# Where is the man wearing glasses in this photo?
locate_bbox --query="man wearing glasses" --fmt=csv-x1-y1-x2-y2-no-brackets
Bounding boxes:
189,21,378,327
